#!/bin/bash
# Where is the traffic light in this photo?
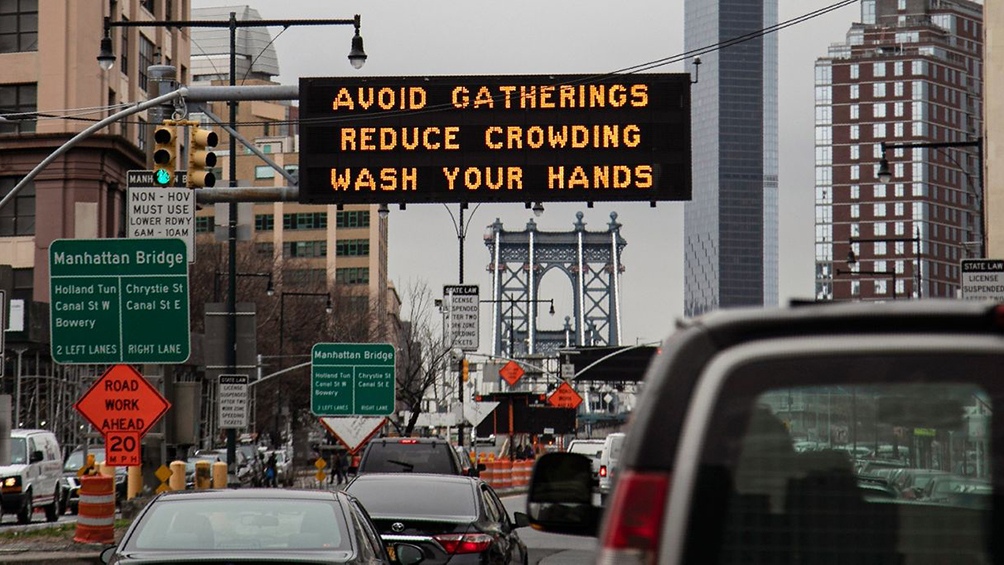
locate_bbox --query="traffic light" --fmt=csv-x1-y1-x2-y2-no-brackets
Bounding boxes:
461,358,469,382
152,124,177,187
187,126,218,188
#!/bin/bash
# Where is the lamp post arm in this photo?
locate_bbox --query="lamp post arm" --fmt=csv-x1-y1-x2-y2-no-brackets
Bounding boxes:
561,341,661,380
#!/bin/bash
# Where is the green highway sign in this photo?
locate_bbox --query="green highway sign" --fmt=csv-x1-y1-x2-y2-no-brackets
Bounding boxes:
311,343,395,416
49,238,190,364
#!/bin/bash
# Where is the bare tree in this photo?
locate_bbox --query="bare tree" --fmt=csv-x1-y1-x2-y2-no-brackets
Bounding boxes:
393,280,458,437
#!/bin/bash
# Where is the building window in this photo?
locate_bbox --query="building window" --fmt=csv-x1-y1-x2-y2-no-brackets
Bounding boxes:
894,61,904,76
0,83,36,134
195,216,212,233
873,62,885,77
850,64,859,79
120,18,129,77
283,240,327,258
336,239,370,257
873,83,886,97
255,214,274,231
0,177,34,235
255,166,275,179
285,269,327,285
850,124,859,140
873,103,886,118
336,210,370,228
0,0,38,53
138,35,154,91
256,242,274,255
140,0,155,13
335,267,369,285
872,123,886,138
850,104,859,120
283,212,327,230
850,84,859,100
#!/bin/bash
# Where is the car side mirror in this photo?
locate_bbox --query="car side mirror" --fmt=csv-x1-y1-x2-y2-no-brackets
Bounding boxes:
30,451,44,464
526,453,601,536
477,463,487,472
513,511,531,528
393,542,425,564
99,546,116,564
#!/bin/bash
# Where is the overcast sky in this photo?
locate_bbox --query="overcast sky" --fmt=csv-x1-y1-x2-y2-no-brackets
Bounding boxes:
190,0,860,346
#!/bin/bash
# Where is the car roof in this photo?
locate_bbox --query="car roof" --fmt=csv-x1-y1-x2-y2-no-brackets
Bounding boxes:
348,472,478,486
153,488,343,502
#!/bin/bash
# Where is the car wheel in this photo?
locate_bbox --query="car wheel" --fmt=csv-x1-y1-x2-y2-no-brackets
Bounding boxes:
44,488,59,522
57,488,68,516
17,490,32,524
70,502,78,515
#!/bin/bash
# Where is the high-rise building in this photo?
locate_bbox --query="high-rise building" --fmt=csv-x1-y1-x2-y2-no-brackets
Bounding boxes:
814,0,983,301
0,0,189,443
684,0,779,317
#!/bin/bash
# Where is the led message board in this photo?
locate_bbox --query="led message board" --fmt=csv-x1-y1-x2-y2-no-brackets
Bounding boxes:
298,74,691,205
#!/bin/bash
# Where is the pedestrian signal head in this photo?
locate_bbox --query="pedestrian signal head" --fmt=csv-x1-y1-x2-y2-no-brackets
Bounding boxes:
187,126,218,188
152,125,177,187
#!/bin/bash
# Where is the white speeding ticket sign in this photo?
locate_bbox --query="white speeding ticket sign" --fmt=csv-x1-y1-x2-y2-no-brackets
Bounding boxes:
444,285,479,351
961,259,1004,301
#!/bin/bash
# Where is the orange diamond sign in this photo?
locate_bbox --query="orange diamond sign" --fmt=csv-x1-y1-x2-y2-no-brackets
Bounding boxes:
547,382,584,409
499,360,525,387
74,364,171,437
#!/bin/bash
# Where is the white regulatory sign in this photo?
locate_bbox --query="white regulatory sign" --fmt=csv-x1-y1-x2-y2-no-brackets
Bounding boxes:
218,374,249,429
444,284,479,351
960,259,1004,301
127,183,195,262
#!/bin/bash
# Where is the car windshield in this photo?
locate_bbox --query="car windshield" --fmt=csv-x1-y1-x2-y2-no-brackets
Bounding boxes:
64,448,106,472
126,498,351,551
10,438,26,465
683,351,998,564
347,478,478,520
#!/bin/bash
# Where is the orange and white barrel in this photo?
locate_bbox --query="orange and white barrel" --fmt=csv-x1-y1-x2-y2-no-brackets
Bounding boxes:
498,458,512,490
74,475,115,544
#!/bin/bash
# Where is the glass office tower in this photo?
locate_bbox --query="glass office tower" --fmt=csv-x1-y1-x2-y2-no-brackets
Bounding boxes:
684,0,779,317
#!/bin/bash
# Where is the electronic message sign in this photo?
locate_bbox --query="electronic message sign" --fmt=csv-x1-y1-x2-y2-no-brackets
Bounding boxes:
298,74,691,205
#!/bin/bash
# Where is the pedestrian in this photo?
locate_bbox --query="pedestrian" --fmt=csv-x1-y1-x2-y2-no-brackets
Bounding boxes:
336,450,349,484
265,451,278,487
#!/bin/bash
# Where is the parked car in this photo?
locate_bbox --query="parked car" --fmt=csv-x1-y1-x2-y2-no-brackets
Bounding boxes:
62,445,128,514
345,473,530,564
356,437,481,476
1,429,63,523
98,488,426,564
566,438,605,480
526,300,1004,564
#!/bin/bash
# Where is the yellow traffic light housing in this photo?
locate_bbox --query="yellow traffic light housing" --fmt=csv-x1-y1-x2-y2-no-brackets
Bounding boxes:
152,125,177,187
187,126,218,188
461,358,469,382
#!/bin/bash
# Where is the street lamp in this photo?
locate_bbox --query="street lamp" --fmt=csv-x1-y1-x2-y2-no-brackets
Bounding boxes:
877,138,984,257
98,12,364,484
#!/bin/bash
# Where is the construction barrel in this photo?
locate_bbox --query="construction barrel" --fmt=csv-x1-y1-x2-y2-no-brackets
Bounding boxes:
74,475,116,544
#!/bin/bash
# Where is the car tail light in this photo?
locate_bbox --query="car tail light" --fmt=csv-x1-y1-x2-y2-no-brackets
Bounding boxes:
597,471,670,564
398,439,418,444
434,533,493,554
599,465,608,478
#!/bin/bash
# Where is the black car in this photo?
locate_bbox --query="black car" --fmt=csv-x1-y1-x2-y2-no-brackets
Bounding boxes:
345,473,530,564
357,437,482,476
99,488,425,564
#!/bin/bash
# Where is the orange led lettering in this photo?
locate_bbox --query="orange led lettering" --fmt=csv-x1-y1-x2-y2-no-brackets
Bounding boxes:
526,127,544,149
332,88,355,111
609,85,627,107
548,166,565,189
624,125,641,147
500,86,517,108
613,166,631,188
340,128,357,150
380,128,397,150
401,129,420,150
377,88,397,110
443,167,461,190
507,127,522,149
423,127,441,150
380,169,397,189
593,166,610,188
589,85,605,107
402,168,418,189
549,127,568,148
545,165,654,190
630,84,648,107
539,85,555,109
331,168,417,191
485,127,503,149
452,87,470,109
474,87,494,108
507,167,523,189
378,168,418,191
571,126,589,148
443,167,523,190
520,86,537,109
635,165,653,188
464,168,481,189
559,85,575,107
444,127,459,150
356,168,377,190
359,128,376,151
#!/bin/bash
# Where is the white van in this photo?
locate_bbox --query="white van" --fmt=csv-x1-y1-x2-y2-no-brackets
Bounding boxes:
0,429,63,523
597,432,625,504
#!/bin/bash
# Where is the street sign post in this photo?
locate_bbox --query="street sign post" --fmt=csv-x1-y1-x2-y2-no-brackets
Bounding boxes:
217,374,249,429
73,364,171,466
127,170,196,262
311,343,396,416
961,259,1004,301
444,285,479,351
49,238,190,364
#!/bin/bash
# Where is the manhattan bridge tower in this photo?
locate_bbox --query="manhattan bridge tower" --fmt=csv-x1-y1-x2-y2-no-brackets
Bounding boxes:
484,211,626,358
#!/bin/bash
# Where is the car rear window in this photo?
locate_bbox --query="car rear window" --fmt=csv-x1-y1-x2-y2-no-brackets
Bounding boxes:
127,499,350,552
568,442,603,457
347,479,478,520
684,351,998,565
360,442,458,474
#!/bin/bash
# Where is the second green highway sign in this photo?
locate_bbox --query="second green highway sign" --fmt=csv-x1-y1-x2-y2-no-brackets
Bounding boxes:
311,343,395,416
